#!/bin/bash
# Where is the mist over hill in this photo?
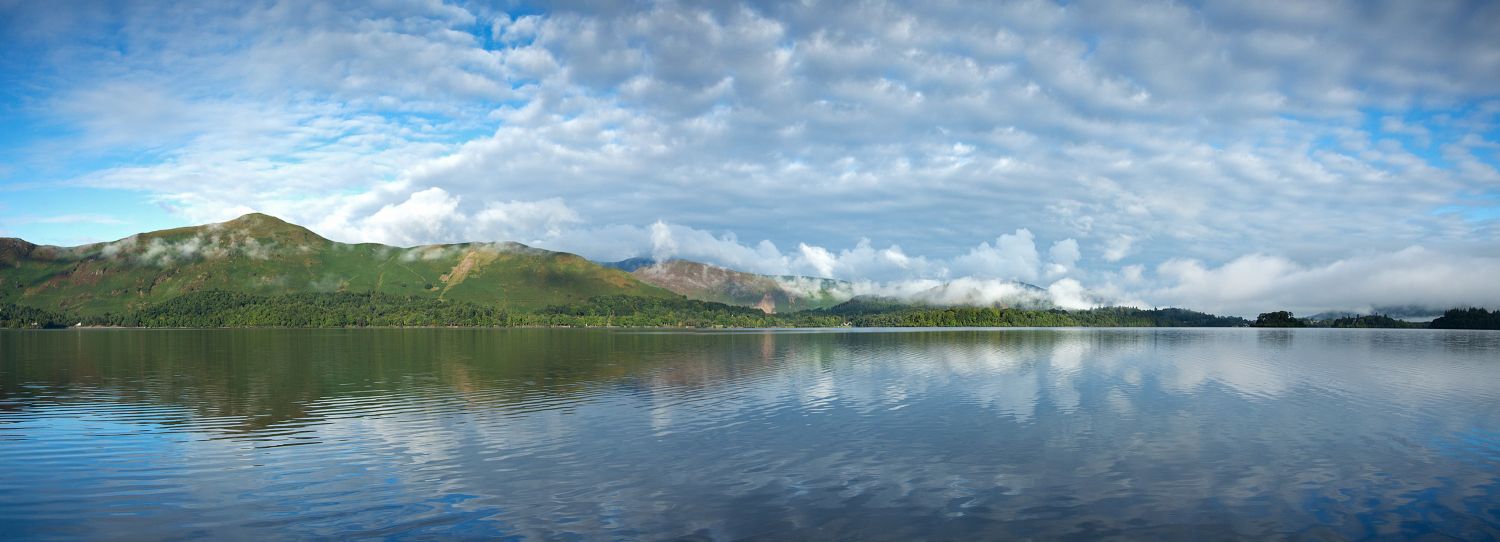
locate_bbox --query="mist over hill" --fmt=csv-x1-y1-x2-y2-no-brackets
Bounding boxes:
0,214,1482,324
0,213,1116,319
604,257,1091,314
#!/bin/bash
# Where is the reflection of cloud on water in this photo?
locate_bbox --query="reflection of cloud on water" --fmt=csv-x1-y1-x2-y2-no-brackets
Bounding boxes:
5,328,1500,539
967,365,1041,422
799,372,839,412
1153,334,1295,398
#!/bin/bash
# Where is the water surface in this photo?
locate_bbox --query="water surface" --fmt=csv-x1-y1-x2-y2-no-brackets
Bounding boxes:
1,328,1498,540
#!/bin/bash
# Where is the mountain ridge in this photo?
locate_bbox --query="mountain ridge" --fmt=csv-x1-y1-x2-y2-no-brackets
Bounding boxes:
1,214,1092,317
8,214,1448,322
611,258,853,314
600,256,1072,314
0,213,676,316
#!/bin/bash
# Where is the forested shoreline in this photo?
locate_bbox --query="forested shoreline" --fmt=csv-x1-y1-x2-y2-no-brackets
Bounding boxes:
3,290,1497,330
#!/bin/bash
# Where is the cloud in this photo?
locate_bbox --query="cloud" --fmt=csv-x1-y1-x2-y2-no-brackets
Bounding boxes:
649,221,678,262
1046,238,1081,276
1148,247,1500,316
850,278,1043,307
1102,235,1135,263
317,186,583,248
474,199,581,241
4,0,1499,315
1046,279,1095,310
96,227,285,265
10,214,128,225
360,187,463,246
950,230,1043,282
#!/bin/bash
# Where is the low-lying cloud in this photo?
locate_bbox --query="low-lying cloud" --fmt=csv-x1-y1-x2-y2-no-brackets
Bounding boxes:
97,230,284,266
1148,248,1500,317
294,188,1500,316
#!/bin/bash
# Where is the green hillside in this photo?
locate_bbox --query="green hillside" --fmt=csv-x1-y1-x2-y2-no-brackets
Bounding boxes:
0,213,676,316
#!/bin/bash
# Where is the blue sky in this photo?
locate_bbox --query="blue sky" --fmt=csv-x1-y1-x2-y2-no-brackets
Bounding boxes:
1,0,1498,315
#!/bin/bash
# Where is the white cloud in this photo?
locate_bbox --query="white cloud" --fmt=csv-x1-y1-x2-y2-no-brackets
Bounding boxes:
1049,239,1081,267
856,277,1049,307
472,199,581,243
1149,247,1500,316
951,229,1043,282
1046,279,1095,310
359,187,463,246
10,214,128,225
1101,235,1137,263
313,186,583,248
1045,238,1081,277
650,221,679,262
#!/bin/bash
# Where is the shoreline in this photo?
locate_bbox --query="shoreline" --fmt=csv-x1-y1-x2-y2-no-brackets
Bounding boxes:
7,325,1486,332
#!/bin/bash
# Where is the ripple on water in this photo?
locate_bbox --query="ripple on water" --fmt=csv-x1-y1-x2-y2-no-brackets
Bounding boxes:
1,328,1498,540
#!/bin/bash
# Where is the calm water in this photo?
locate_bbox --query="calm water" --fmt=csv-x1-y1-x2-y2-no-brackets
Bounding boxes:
1,328,1498,540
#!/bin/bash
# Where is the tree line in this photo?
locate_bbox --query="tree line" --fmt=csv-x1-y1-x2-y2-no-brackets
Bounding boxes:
4,291,1498,330
1251,309,1500,329
1,291,837,329
1428,308,1500,330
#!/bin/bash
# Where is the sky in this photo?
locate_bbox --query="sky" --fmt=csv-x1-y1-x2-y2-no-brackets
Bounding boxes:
1,0,1498,316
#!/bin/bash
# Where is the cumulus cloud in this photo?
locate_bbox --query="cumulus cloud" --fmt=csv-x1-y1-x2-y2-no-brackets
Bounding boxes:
649,221,678,262
1045,238,1081,277
317,186,583,248
950,230,1043,282
1102,235,1135,263
361,187,463,247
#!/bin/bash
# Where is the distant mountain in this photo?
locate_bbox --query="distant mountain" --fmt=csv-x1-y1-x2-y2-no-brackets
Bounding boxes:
610,257,1069,314
1307,306,1444,322
0,213,675,316
1306,311,1359,321
599,257,657,272
625,259,852,314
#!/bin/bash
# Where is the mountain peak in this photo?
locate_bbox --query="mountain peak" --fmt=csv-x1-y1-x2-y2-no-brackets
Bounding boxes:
211,212,328,242
0,237,40,267
228,211,282,222
221,212,292,229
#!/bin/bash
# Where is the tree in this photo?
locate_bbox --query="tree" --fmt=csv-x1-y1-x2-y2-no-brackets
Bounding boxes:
1429,308,1500,330
1253,311,1305,328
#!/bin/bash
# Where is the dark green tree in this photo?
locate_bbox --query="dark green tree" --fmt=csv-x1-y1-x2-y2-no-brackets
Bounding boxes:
1253,311,1306,328
1429,308,1500,330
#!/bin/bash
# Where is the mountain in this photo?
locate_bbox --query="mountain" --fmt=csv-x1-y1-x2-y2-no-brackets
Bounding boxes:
599,257,658,272
0,213,675,316
606,257,1072,314
621,259,853,314
1307,306,1444,322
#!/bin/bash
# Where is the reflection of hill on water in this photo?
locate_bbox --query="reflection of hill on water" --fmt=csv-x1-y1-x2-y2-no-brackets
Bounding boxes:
0,329,1101,433
5,328,1496,437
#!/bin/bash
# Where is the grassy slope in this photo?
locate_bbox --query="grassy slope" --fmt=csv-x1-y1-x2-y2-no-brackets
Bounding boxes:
0,213,675,316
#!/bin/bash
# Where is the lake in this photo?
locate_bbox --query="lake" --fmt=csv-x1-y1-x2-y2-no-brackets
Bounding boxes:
1,328,1498,540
